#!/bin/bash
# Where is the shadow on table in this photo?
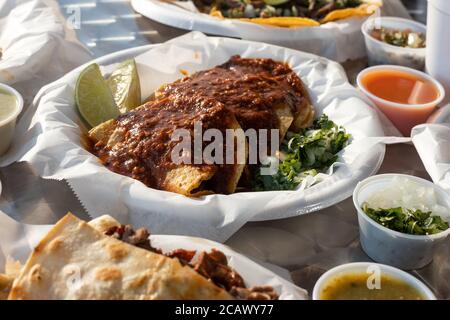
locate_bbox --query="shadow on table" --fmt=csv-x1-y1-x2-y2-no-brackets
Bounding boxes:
0,162,89,224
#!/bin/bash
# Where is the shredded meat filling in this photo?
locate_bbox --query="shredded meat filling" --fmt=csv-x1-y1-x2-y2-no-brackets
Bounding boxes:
104,225,278,300
194,249,245,290
230,286,280,300
166,249,196,266
105,225,162,254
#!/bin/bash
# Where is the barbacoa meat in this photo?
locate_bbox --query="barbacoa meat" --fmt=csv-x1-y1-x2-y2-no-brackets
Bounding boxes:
105,225,162,254
105,225,279,300
194,249,245,291
230,286,280,300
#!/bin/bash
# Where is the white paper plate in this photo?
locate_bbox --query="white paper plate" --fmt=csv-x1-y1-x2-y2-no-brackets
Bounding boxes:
3,32,386,242
131,0,375,62
0,211,308,299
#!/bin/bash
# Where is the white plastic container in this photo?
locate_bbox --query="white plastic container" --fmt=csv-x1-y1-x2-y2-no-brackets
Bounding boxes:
356,65,445,136
362,17,427,70
427,0,450,105
312,262,436,300
0,83,23,156
353,174,450,270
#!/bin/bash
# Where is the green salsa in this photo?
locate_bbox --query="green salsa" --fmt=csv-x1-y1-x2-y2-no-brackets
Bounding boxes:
0,88,17,121
362,203,449,236
320,272,425,300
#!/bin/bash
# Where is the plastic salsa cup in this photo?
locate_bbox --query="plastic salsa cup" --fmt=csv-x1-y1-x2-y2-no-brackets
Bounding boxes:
362,16,427,70
357,65,445,136
0,83,23,156
353,174,450,270
312,262,436,300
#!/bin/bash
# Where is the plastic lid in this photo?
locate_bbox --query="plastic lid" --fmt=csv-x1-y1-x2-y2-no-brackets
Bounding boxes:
429,0,450,15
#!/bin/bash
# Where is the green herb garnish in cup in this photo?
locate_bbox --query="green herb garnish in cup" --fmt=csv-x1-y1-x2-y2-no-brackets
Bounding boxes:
370,27,426,48
362,203,449,235
253,114,350,191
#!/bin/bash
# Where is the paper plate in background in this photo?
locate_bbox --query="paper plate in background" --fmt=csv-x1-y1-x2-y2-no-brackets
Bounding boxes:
1,32,386,242
0,211,308,300
131,0,379,62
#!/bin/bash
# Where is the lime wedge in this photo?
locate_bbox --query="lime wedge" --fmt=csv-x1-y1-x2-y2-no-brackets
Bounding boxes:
107,59,141,113
75,63,120,127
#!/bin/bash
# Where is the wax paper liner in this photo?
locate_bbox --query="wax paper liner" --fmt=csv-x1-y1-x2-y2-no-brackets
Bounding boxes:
0,32,394,242
131,0,410,62
0,210,308,300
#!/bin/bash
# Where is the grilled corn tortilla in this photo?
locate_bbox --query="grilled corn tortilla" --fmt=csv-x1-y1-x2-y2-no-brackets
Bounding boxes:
238,17,320,28
88,118,217,197
0,215,121,300
7,213,233,300
208,0,382,28
88,98,246,197
321,2,381,23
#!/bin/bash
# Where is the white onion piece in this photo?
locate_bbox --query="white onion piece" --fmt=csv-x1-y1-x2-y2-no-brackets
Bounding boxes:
365,177,450,222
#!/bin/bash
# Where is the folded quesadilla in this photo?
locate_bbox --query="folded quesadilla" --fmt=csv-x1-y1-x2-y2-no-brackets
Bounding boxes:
5,213,278,300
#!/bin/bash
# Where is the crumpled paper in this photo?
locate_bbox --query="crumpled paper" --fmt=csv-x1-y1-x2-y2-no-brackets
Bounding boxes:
131,0,410,62
412,123,450,193
0,210,308,300
0,32,393,242
428,103,450,124
0,0,92,105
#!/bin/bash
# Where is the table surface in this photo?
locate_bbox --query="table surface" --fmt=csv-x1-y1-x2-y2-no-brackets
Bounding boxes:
2,0,449,299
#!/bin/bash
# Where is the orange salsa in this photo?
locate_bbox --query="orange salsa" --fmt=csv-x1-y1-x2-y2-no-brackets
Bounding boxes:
361,69,439,105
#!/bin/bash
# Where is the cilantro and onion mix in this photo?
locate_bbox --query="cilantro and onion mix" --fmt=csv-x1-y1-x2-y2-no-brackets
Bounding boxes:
362,177,450,235
370,27,426,49
254,114,350,191
193,0,362,19
362,205,449,236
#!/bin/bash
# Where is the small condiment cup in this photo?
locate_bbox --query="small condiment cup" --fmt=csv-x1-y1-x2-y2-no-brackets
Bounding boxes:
312,262,436,300
0,83,23,156
362,16,427,70
353,174,450,270
357,65,445,136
